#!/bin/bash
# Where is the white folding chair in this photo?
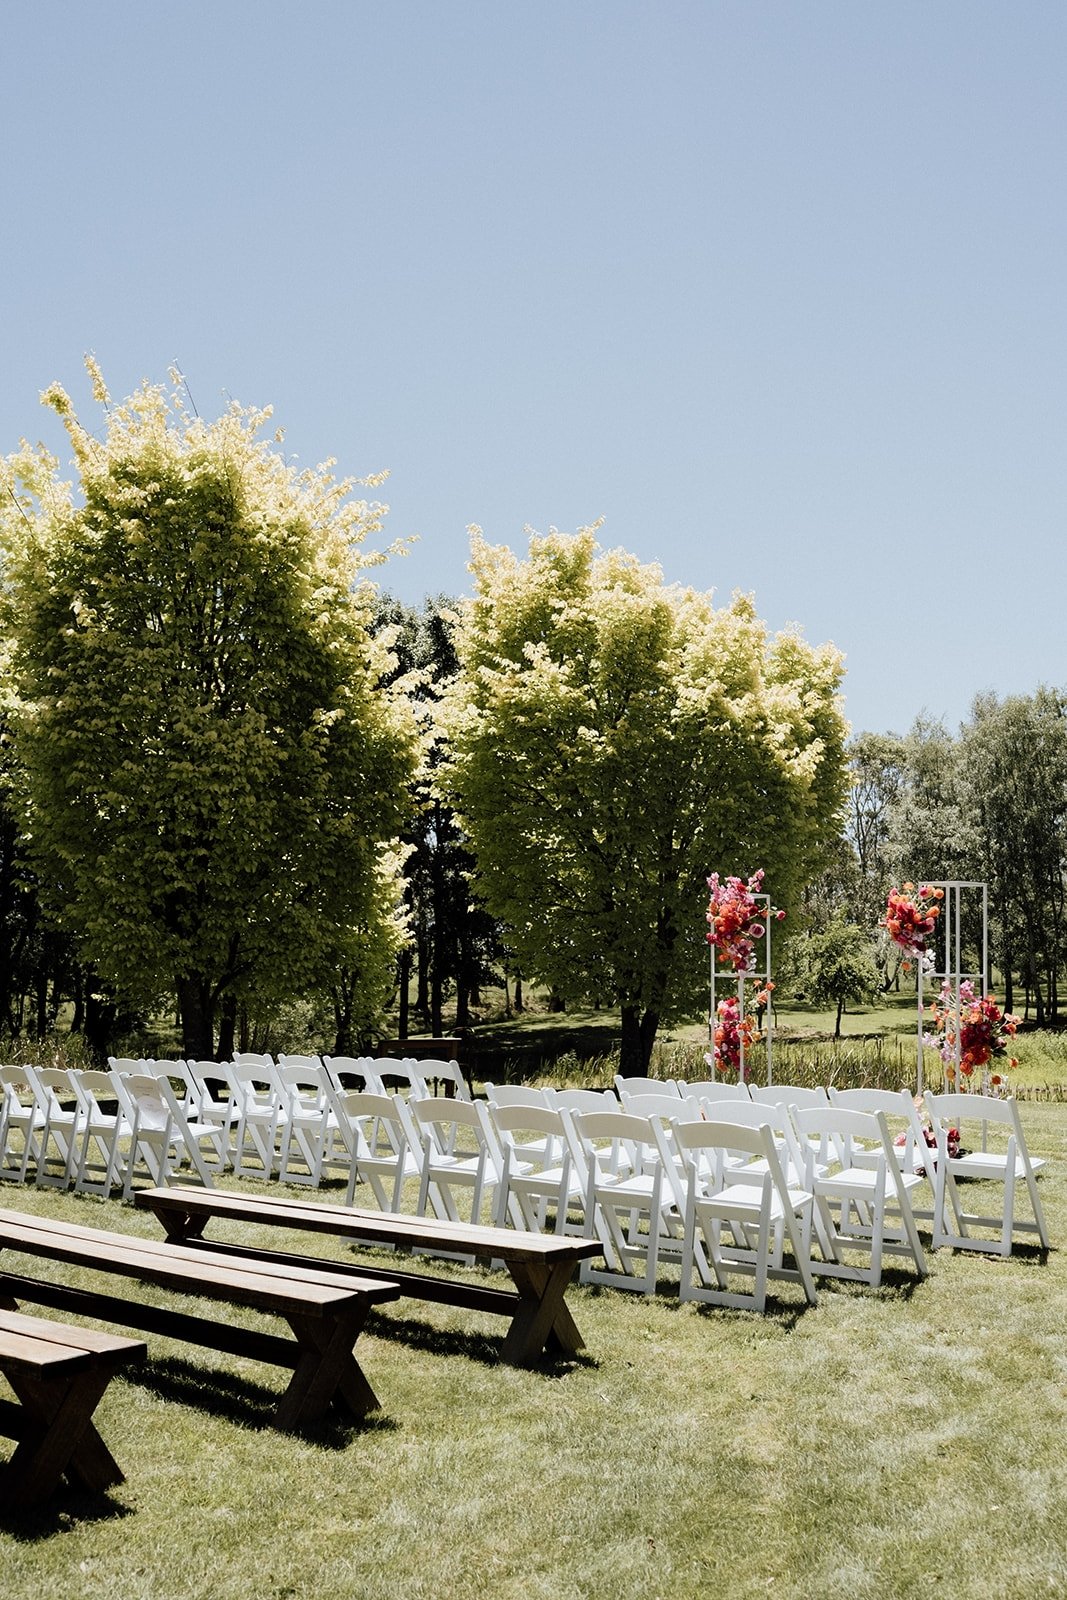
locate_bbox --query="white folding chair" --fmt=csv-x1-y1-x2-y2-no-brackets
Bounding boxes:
490,1103,583,1234
113,1073,222,1195
30,1067,82,1190
565,1109,674,1295
829,1086,937,1223
271,1062,332,1186
70,1070,132,1196
326,1088,423,1210
674,1118,818,1311
792,1104,927,1286
923,1092,1049,1257
223,1060,285,1179
0,1066,46,1183
183,1062,239,1168
411,1098,508,1228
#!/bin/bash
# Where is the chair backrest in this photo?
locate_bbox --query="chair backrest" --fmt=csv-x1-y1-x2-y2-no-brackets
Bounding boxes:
404,1059,471,1100
489,1100,570,1151
792,1102,888,1176
322,1056,383,1093
70,1069,124,1118
566,1109,661,1181
30,1067,79,1120
184,1061,238,1118
829,1087,929,1171
550,1088,619,1114
619,1090,697,1121
613,1075,679,1098
679,1079,752,1104
924,1090,1034,1161
484,1083,552,1111
232,1051,276,1069
750,1084,829,1110
373,1058,427,1097
224,1059,282,1103
409,1096,497,1151
275,1062,329,1102
674,1115,778,1173
113,1072,171,1134
331,1088,417,1156
108,1057,152,1077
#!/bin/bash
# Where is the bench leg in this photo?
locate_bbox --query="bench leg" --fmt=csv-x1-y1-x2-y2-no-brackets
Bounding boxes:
275,1307,380,1430
3,1366,125,1507
500,1261,585,1365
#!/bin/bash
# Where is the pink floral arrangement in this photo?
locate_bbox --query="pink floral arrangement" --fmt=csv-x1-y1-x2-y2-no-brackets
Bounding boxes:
708,983,773,1078
705,869,785,975
881,883,943,968
924,979,1020,1083
895,1117,967,1177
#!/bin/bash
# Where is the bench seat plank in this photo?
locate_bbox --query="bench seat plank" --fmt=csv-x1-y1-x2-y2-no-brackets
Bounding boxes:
137,1185,601,1366
0,1308,145,1507
0,1207,399,1430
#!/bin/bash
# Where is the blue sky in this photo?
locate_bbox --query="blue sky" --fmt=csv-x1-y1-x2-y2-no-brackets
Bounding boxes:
3,2,1065,736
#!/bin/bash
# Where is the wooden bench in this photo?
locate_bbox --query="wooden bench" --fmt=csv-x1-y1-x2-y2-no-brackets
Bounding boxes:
0,1308,145,1509
0,1208,400,1431
135,1186,602,1367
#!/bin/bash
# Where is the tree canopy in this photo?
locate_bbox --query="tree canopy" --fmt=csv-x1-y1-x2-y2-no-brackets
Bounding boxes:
438,526,849,1072
0,365,418,1057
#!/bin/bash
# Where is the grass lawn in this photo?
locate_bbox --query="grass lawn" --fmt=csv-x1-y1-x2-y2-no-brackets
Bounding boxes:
1,1097,1066,1599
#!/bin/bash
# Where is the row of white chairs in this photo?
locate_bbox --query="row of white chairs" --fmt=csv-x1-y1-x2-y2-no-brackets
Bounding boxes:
491,1080,1049,1302
0,1053,470,1200
0,1062,1048,1311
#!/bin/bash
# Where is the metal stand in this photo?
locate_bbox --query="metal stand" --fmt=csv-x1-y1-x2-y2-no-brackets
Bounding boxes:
709,895,775,1085
916,880,988,1095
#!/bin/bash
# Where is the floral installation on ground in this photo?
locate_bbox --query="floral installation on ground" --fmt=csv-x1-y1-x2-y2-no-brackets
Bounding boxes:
881,882,944,973
896,1108,967,1177
924,978,1020,1084
708,984,773,1078
705,868,785,975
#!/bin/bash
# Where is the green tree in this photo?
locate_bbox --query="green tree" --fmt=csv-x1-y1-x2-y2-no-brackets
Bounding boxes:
802,917,880,1038
0,365,418,1058
375,593,505,1037
439,527,849,1073
960,688,1067,1021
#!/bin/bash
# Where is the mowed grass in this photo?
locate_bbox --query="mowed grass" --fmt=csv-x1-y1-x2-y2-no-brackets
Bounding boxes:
1,1103,1066,1599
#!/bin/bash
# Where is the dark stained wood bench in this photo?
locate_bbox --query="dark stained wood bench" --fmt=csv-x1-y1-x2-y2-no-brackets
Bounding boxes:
0,1208,400,1431
0,1308,146,1509
135,1186,603,1367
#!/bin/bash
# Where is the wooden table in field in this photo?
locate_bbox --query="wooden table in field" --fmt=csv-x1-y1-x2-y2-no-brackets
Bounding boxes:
135,1187,602,1367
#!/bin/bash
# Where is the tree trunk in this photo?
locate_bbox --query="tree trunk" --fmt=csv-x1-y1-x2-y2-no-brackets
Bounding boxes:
176,975,215,1060
619,1005,660,1076
216,993,237,1061
513,971,524,1014
397,947,411,1040
83,989,118,1065
835,995,844,1039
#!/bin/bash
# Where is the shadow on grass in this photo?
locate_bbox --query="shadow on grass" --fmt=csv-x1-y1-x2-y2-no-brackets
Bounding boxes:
123,1354,398,1444
0,1483,135,1542
366,1306,598,1375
